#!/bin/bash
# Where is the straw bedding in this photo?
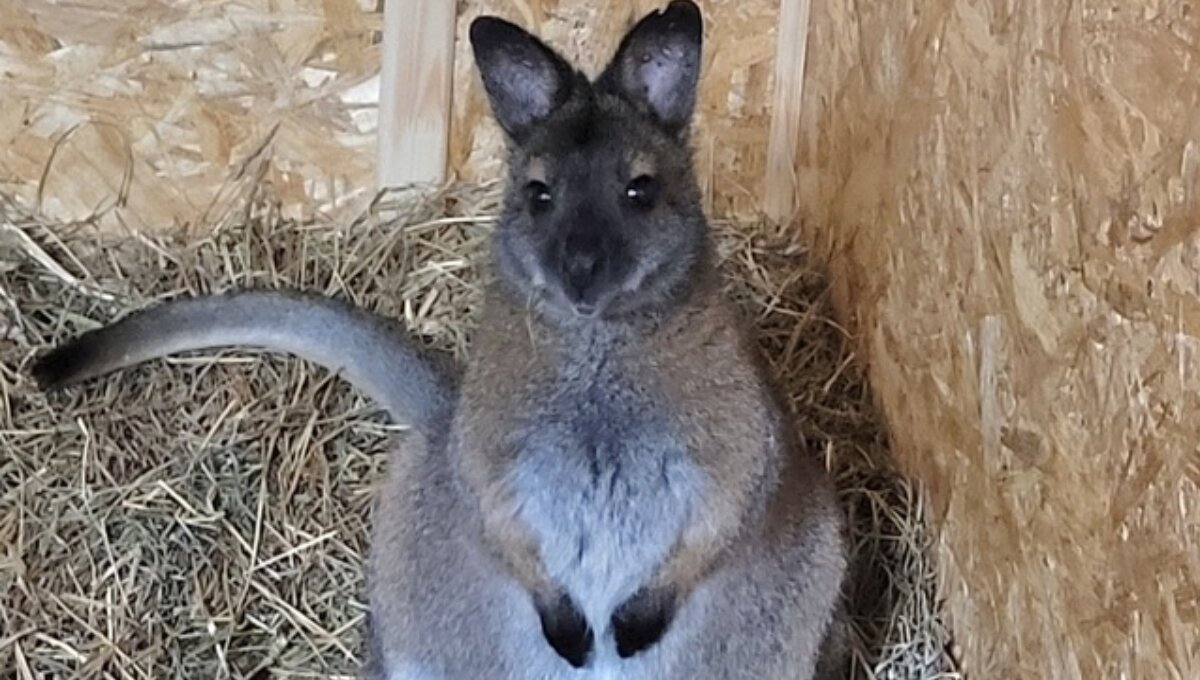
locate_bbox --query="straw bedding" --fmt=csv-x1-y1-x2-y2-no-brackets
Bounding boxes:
0,183,957,679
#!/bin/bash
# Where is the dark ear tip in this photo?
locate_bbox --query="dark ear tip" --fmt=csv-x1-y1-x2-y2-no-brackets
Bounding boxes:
666,0,702,21
662,0,703,37
468,15,524,50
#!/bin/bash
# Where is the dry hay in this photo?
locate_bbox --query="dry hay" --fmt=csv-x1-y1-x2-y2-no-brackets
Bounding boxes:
0,183,956,679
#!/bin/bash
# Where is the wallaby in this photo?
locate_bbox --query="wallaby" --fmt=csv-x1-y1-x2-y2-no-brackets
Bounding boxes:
32,2,849,678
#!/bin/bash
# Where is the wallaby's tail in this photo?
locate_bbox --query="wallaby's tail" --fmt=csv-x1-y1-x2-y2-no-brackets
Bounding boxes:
32,290,455,433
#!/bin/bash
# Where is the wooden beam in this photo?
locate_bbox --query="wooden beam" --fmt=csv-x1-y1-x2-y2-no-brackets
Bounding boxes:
377,0,457,189
763,0,812,224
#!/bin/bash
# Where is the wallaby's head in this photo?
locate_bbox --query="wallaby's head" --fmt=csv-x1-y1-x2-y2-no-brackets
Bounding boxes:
470,1,708,322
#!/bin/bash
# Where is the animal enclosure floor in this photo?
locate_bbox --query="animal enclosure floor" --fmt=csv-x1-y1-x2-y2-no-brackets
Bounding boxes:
0,184,957,679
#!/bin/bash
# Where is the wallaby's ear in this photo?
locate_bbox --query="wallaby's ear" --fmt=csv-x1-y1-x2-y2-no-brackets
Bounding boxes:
469,16,579,143
598,1,703,133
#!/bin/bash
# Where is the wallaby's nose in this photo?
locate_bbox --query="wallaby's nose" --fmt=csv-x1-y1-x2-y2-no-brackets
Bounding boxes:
560,231,606,299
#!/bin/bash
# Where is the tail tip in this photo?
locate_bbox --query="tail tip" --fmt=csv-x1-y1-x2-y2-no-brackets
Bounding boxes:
30,340,95,392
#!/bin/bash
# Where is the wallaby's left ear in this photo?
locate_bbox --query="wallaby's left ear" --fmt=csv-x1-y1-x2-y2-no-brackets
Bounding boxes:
469,16,580,144
598,1,703,133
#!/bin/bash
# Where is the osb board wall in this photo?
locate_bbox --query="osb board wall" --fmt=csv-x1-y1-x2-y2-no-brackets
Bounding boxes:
1,0,384,232
1,0,384,231
796,0,1200,677
0,0,780,233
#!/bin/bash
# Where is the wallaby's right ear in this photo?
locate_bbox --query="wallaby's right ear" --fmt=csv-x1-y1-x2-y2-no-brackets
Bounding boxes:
469,17,578,143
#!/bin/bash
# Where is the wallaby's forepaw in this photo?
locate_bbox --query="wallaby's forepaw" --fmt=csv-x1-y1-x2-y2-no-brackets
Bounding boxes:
534,590,594,668
612,585,677,658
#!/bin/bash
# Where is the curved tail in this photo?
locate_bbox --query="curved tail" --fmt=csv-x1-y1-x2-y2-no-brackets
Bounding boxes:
32,290,456,434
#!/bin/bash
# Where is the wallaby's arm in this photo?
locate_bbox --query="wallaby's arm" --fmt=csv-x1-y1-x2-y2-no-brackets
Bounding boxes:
32,290,456,433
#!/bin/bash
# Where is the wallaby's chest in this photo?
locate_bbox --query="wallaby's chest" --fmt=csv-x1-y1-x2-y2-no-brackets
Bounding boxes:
505,354,705,624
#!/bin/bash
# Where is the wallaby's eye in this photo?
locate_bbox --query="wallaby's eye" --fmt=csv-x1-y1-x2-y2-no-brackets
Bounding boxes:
624,175,659,211
526,180,553,215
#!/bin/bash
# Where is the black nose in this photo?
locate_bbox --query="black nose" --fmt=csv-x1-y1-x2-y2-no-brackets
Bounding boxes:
560,231,605,298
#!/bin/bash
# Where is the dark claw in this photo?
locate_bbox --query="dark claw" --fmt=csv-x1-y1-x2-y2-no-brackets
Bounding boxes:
612,586,677,658
534,590,593,668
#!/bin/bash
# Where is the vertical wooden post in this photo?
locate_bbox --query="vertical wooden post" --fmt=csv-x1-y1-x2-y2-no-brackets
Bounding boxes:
763,0,812,224
377,0,457,189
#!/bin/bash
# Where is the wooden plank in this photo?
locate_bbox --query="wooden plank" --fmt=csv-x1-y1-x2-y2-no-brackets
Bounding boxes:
763,0,812,224
376,0,457,189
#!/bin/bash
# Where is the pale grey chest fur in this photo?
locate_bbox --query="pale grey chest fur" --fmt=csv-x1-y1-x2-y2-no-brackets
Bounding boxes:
506,345,705,629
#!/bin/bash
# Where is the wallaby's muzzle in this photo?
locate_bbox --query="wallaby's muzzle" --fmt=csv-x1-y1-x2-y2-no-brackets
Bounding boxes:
554,226,628,315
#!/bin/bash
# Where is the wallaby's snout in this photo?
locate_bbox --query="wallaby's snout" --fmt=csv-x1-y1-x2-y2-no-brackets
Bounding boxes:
556,224,626,315
559,229,604,309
